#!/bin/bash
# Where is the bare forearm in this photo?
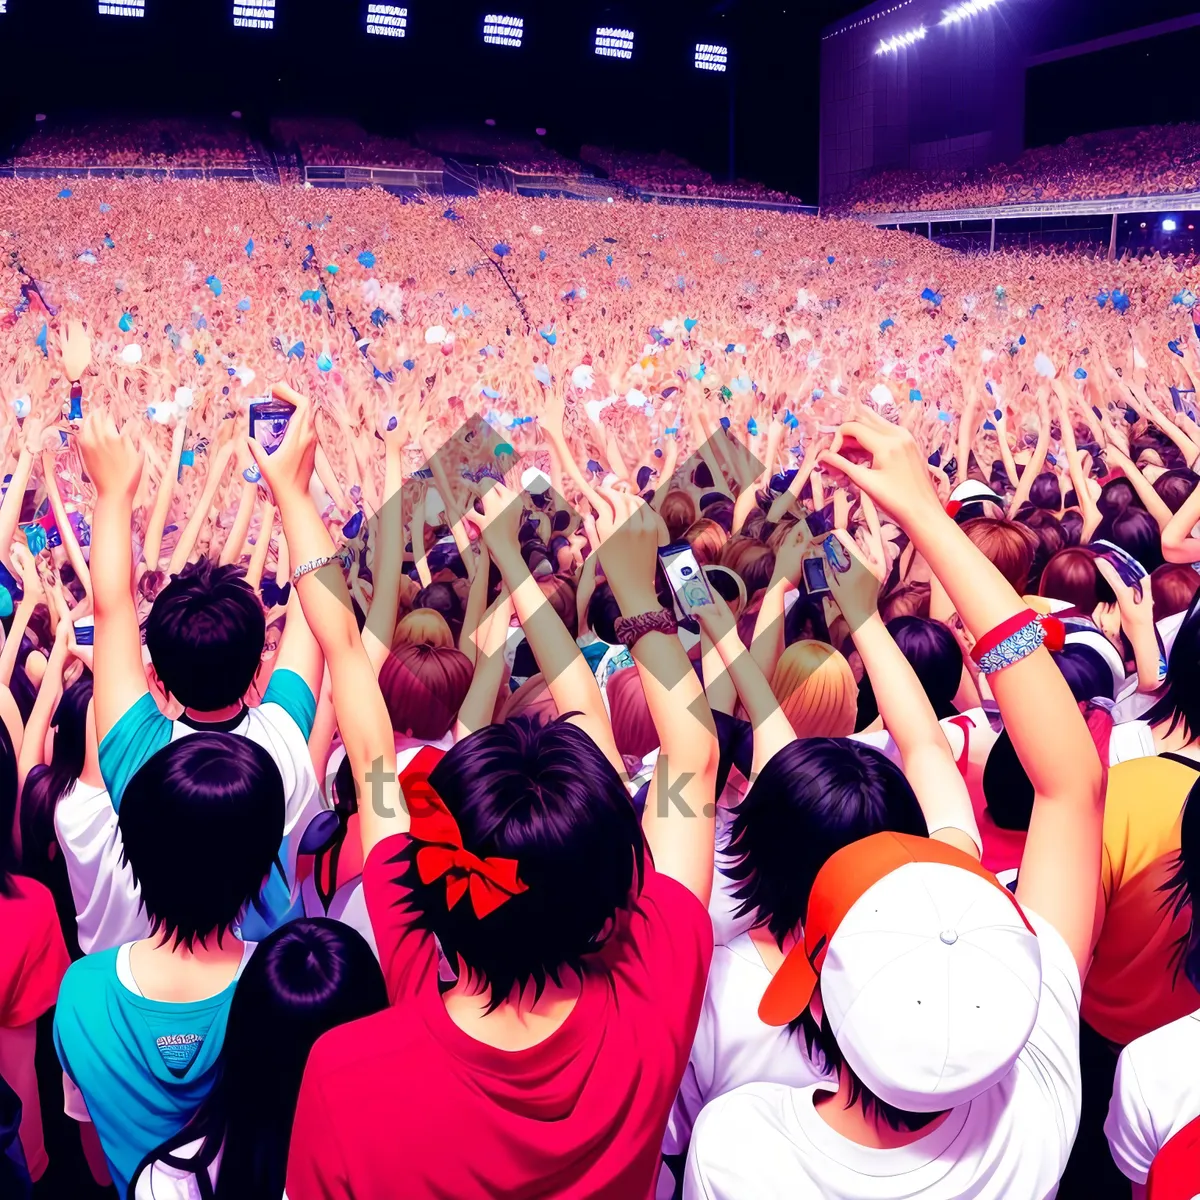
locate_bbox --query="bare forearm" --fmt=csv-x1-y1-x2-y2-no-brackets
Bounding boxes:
141,422,186,571
363,446,404,673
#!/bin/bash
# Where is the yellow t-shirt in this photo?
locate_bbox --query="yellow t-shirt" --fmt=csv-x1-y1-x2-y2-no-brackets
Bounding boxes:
1082,755,1200,1046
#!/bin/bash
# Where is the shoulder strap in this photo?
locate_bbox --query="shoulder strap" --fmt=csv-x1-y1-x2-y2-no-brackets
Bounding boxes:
1160,752,1200,772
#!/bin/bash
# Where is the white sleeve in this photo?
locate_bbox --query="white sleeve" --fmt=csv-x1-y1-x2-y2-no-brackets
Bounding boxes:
1105,1047,1159,1184
1014,912,1084,1164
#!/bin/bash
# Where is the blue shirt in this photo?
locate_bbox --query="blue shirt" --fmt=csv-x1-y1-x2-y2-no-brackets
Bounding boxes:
54,944,249,1199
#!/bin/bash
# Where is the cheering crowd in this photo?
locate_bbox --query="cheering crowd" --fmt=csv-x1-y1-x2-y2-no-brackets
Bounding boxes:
2,173,1200,1199
836,123,1200,214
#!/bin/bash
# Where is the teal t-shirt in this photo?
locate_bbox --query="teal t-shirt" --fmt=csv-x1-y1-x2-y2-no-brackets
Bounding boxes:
53,945,245,1199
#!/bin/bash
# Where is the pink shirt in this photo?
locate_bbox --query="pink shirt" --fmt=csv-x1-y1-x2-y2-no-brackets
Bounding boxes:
287,833,713,1200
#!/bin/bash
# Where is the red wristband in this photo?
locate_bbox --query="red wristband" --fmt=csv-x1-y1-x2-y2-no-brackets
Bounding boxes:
971,609,1065,664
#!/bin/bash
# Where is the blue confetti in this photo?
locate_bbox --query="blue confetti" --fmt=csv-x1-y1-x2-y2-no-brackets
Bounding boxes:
493,243,512,257
827,255,835,263
99,203,111,213
684,318,698,332
1111,289,1130,314
1030,303,1044,316
35,323,47,355
357,250,376,269
754,249,763,257
325,264,339,275
481,386,501,399
539,327,557,345
237,298,251,312
119,312,134,332
403,359,415,371
1018,334,1026,345
288,341,305,360
725,343,736,353
57,188,72,200
606,255,613,267
317,353,333,372
343,512,364,539
1074,368,1087,379
194,351,205,366
370,308,389,327
880,317,895,331
937,410,952,422
194,314,207,330
943,334,957,349
533,363,552,385
581,244,597,258
243,466,261,484
1170,340,1185,358
693,362,706,380
539,249,548,262
617,276,631,289
747,418,759,436
103,236,115,250
909,388,922,402
719,416,731,430
206,275,223,297
245,239,254,257
300,288,322,305
443,208,460,221
1096,291,1109,308
812,388,824,400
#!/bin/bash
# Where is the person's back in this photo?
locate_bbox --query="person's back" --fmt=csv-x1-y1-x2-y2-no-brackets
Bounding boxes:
287,729,713,1200
53,734,284,1198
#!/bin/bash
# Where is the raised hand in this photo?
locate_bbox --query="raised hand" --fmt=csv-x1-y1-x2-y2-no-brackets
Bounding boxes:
77,410,144,502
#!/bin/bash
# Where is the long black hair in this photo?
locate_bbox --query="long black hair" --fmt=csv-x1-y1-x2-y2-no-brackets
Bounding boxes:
0,717,18,898
20,678,92,879
1161,775,1200,989
128,918,387,1200
1145,589,1200,743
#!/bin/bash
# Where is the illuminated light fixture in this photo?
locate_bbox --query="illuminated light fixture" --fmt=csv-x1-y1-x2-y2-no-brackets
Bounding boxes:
940,0,1001,26
366,3,407,37
876,25,925,53
99,0,145,13
595,26,634,59
232,0,274,28
483,13,523,46
695,43,728,71
1163,219,1178,232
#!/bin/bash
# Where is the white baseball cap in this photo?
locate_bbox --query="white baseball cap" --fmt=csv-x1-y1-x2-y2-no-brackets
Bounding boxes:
759,831,1042,1112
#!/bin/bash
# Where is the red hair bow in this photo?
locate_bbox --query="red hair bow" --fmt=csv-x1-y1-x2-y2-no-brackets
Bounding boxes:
405,751,527,919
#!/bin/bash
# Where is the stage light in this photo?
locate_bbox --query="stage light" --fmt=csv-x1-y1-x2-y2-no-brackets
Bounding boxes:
595,26,634,59
876,25,925,54
940,0,1001,26
232,0,274,28
695,43,728,72
366,3,406,37
99,0,145,14
1164,219,1178,232
482,14,523,47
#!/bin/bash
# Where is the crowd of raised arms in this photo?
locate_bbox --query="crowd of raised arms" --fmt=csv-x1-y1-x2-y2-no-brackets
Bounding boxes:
4,174,1200,1200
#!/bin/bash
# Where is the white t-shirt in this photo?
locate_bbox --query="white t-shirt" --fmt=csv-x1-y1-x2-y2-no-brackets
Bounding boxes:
1107,720,1156,766
663,932,831,1157
54,779,153,955
684,911,1082,1200
131,1136,222,1199
1105,1008,1200,1184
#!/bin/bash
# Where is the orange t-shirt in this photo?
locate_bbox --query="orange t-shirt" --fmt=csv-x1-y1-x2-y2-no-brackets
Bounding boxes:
1083,755,1200,1046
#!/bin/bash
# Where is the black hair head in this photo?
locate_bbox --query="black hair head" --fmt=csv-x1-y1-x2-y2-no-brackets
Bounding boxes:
982,730,1033,831
1028,472,1062,511
118,733,285,948
724,738,927,946
131,918,387,1200
413,582,464,640
20,677,93,880
1154,468,1200,514
1052,643,1115,704
587,581,623,646
394,716,644,1010
857,616,961,728
145,559,266,712
1094,506,1165,573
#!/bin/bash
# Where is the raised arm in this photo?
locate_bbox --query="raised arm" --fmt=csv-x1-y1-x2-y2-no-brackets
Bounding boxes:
1006,389,1051,517
595,491,719,904
825,530,981,858
363,418,406,676
454,588,513,740
473,481,623,776
0,420,42,578
40,449,91,598
250,384,403,858
140,420,187,573
166,439,235,577
76,412,148,742
823,411,1104,976
749,523,805,682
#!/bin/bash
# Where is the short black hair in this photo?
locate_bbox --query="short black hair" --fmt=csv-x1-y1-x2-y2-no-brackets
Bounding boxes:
1094,506,1165,573
393,716,644,1009
146,560,266,711
724,739,927,946
119,734,285,949
1162,776,1200,990
982,730,1033,831
857,616,961,728
1146,588,1200,743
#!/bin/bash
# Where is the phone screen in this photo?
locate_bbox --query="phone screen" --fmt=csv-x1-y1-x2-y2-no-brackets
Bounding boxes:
658,542,715,616
249,399,295,456
1092,539,1147,586
802,556,830,595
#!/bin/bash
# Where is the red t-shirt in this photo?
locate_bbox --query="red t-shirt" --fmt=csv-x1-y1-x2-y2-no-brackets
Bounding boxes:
1149,1109,1200,1200
0,875,69,1028
286,833,713,1200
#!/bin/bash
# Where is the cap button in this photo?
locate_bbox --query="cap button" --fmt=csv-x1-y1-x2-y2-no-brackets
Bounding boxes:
939,929,958,945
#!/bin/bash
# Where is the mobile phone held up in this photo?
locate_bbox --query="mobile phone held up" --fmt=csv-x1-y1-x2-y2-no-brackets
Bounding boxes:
658,542,715,617
1092,539,1148,588
248,398,295,456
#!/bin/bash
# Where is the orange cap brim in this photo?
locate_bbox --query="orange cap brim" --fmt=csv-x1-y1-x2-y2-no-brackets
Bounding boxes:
758,940,820,1027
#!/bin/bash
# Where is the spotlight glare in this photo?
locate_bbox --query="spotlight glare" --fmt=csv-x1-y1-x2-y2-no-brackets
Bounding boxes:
940,0,1001,26
1163,219,1178,232
876,24,925,54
